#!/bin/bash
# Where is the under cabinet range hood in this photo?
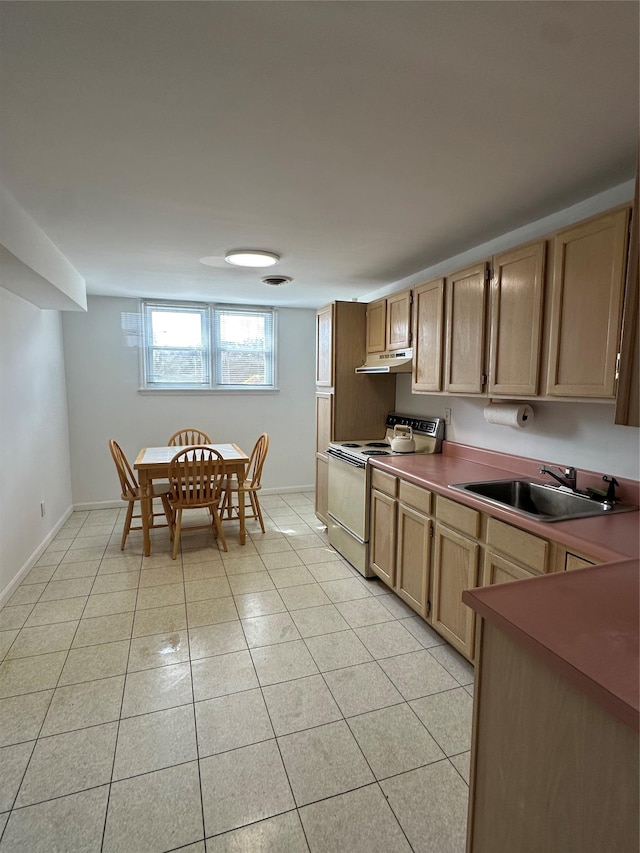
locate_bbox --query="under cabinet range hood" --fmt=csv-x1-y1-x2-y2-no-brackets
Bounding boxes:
355,349,413,374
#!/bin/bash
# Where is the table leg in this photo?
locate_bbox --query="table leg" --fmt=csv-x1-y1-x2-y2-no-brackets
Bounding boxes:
237,465,246,546
138,470,153,557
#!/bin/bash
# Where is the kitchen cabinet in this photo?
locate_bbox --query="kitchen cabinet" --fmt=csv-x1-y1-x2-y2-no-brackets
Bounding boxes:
431,496,481,660
412,278,445,392
444,262,489,394
315,301,395,523
366,289,412,354
546,207,630,398
488,241,546,396
464,566,639,853
396,481,432,617
483,518,548,585
615,168,638,426
554,544,600,572
370,470,397,586
369,471,432,618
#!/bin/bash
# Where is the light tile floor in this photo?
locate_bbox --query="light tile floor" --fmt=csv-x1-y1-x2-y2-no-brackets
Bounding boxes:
0,492,475,853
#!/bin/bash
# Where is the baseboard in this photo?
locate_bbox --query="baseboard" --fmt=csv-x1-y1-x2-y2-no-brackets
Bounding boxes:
73,486,315,512
0,504,74,608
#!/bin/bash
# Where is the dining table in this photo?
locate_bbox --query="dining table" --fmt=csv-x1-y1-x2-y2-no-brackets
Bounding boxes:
134,443,250,557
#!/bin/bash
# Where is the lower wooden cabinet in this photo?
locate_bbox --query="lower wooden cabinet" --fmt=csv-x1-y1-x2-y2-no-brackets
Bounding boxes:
370,473,432,619
483,550,537,586
315,453,328,526
396,501,431,618
431,523,479,660
370,487,397,586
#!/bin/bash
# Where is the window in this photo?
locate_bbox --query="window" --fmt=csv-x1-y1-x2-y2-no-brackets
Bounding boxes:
141,301,276,390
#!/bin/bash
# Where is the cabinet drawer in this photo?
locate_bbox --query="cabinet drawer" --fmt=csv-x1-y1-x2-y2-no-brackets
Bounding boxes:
486,517,548,574
436,495,481,538
564,551,598,571
371,468,397,497
399,480,432,515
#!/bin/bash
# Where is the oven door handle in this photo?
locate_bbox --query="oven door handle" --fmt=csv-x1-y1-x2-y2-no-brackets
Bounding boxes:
326,448,366,469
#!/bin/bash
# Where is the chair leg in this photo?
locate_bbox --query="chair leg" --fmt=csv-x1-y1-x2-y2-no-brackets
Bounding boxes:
211,508,227,552
161,494,174,540
121,501,135,550
252,493,266,533
172,508,183,560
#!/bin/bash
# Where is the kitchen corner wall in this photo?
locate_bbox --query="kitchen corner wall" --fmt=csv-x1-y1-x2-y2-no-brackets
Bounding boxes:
62,296,317,507
395,376,640,481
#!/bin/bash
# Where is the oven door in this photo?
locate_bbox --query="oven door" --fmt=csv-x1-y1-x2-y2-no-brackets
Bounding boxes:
326,452,373,577
327,452,368,541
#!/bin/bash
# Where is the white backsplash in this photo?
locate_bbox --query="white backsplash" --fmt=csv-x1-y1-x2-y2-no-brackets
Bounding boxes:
395,374,640,481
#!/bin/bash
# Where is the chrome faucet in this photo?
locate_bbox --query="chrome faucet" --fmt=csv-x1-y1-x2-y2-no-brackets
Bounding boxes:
539,465,577,491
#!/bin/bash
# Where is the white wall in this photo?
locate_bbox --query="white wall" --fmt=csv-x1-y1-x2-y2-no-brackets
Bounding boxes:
396,377,640,481
0,288,73,599
62,297,316,507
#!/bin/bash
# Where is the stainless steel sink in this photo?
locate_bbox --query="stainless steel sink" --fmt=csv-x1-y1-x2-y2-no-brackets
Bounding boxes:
448,479,638,522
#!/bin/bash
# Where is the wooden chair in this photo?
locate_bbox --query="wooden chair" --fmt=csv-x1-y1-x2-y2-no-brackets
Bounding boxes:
221,433,269,533
167,445,227,559
109,439,173,550
168,428,212,446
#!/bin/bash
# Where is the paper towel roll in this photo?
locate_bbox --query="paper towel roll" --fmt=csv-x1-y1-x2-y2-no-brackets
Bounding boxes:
483,403,534,428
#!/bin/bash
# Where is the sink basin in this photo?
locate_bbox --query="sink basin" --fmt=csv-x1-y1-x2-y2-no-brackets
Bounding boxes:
448,479,638,522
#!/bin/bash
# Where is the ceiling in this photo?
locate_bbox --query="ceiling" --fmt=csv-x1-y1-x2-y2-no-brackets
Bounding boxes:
0,1,638,310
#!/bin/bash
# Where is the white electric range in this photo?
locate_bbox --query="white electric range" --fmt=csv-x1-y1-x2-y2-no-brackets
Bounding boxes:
326,413,445,576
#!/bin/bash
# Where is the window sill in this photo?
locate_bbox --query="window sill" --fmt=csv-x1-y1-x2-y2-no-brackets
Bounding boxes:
138,387,280,395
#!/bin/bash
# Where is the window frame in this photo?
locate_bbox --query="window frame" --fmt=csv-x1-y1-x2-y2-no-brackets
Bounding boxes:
140,300,278,392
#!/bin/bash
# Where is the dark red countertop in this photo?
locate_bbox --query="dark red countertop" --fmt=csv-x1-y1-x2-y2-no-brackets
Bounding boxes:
463,561,639,732
369,442,640,561
369,442,640,730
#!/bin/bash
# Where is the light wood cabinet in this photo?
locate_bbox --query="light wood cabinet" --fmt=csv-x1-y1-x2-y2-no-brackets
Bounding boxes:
369,473,432,618
412,278,445,392
489,241,546,396
546,207,630,398
315,453,328,525
444,262,489,394
315,302,396,523
315,304,334,387
482,551,537,586
432,522,479,660
615,168,638,426
370,487,397,586
555,545,599,572
467,619,639,853
366,289,412,354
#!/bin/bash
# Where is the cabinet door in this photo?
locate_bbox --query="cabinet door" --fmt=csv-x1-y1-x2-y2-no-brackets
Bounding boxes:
386,289,412,350
615,169,639,426
482,551,537,586
315,453,329,525
370,489,397,587
396,502,431,618
546,208,630,398
315,393,333,453
444,262,489,394
432,523,479,660
412,278,445,392
316,305,334,387
489,241,546,396
366,299,387,353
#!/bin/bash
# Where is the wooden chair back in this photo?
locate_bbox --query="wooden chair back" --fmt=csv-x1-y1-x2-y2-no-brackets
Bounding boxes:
168,428,212,446
168,446,224,507
109,439,138,500
246,433,269,490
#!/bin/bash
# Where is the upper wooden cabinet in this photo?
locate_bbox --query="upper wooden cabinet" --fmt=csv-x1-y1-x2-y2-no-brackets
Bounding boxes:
412,278,445,392
546,207,630,398
489,241,546,396
444,262,489,394
366,289,412,353
315,304,334,387
615,170,638,425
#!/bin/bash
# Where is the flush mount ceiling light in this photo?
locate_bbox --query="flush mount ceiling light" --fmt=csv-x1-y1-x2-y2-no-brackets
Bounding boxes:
224,250,280,268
